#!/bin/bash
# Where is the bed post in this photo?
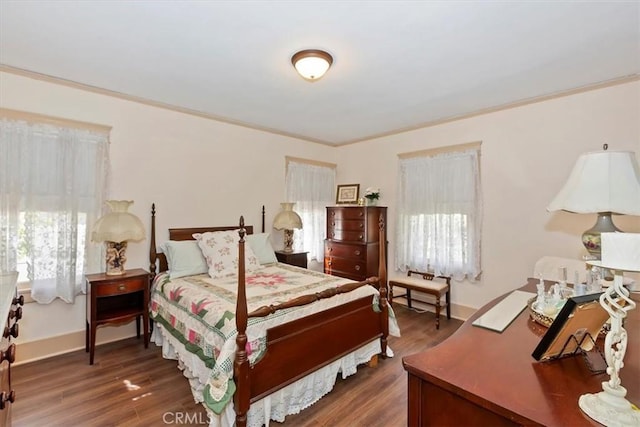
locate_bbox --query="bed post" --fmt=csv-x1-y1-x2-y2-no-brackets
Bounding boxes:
261,205,265,233
234,216,250,427
378,214,388,358
149,203,157,279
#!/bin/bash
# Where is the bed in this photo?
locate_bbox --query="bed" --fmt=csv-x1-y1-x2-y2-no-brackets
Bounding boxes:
148,204,396,427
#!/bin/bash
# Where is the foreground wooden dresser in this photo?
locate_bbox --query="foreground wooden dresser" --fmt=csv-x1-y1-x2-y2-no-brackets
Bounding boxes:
0,277,23,427
402,278,639,426
324,206,387,282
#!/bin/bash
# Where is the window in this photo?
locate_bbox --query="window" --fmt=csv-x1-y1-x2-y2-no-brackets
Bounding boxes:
0,113,110,303
395,144,482,280
284,157,336,261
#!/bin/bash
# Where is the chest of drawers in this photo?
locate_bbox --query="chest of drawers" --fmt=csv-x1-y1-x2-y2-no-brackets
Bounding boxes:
324,206,387,282
0,272,22,426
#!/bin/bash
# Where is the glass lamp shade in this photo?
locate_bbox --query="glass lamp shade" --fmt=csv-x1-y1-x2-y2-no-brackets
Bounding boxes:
91,200,145,275
273,203,302,253
548,149,640,257
273,203,303,230
291,49,333,81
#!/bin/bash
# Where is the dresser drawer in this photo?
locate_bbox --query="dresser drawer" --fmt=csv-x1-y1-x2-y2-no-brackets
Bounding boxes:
324,257,366,276
95,277,147,297
327,229,366,242
328,207,365,220
327,219,366,233
325,241,367,261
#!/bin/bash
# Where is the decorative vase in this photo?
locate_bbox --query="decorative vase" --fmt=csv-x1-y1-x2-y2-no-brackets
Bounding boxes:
366,198,377,206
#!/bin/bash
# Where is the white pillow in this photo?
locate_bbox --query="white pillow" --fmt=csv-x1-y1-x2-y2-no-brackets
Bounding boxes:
246,233,278,265
193,230,260,278
164,240,208,279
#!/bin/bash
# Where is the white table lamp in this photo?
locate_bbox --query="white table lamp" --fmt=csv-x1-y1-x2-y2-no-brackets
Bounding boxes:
91,200,145,275
273,202,302,253
547,146,640,258
579,232,640,426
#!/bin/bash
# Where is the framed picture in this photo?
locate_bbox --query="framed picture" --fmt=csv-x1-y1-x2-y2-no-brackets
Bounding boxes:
532,292,608,361
336,184,360,204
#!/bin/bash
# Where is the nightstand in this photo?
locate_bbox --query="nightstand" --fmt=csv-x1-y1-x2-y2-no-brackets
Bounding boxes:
275,250,308,269
85,268,150,365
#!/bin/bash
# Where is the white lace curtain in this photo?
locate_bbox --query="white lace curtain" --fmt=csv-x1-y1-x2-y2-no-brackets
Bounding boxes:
395,149,482,281
285,160,336,261
0,117,110,303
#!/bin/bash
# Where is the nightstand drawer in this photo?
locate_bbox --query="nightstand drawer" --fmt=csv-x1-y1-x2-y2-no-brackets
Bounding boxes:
95,277,146,297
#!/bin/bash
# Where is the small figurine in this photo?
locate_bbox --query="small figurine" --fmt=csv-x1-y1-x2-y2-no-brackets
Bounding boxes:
536,279,546,310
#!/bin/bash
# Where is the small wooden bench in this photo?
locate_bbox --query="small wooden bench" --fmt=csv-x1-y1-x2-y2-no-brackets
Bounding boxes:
389,270,451,329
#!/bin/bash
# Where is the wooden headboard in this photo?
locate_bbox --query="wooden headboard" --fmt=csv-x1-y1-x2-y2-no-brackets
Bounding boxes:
149,203,265,277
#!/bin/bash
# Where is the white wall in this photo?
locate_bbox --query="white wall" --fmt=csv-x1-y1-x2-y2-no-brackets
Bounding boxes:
0,71,337,359
2,71,639,361
336,80,640,309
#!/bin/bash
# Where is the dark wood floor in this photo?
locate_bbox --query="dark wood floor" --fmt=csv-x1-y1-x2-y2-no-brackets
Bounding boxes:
11,304,462,427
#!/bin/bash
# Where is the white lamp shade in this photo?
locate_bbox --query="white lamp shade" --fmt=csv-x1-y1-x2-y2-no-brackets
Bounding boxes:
547,150,640,215
273,203,302,230
91,200,146,243
595,232,640,272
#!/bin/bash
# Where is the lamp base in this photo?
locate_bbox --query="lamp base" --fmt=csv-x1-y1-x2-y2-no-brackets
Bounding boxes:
579,385,640,427
282,229,294,253
105,241,127,275
582,212,621,259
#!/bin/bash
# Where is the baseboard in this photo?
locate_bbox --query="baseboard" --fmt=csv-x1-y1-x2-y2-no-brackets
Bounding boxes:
14,324,139,366
391,297,476,321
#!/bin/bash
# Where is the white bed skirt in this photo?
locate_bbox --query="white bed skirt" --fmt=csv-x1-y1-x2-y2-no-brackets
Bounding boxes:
152,323,383,427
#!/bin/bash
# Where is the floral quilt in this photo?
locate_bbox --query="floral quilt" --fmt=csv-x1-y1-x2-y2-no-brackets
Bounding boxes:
150,263,393,414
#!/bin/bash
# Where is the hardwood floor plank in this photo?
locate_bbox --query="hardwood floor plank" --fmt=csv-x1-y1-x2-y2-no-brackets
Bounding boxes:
11,303,462,426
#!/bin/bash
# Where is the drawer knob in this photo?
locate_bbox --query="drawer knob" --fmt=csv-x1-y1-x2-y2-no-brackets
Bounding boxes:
0,390,16,409
359,212,363,216
3,323,18,339
359,235,363,240
359,223,364,228
355,265,361,271
327,261,332,266
12,295,24,306
9,307,22,320
0,344,16,364
328,247,333,252
354,250,361,256
118,284,126,291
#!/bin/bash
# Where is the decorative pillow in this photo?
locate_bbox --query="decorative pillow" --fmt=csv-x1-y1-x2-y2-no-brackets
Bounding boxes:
193,230,261,278
163,240,208,279
246,233,278,265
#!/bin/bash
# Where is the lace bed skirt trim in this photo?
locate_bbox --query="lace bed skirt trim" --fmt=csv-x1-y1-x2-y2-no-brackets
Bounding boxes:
152,324,381,427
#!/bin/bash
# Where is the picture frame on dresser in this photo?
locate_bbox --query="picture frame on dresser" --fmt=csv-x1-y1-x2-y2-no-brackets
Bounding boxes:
336,184,360,204
532,292,607,361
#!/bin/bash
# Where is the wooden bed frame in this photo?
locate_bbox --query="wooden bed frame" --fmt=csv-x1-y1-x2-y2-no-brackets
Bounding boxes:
148,203,389,427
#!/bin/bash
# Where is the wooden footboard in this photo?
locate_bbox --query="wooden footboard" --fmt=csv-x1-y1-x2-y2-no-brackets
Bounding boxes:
234,215,388,427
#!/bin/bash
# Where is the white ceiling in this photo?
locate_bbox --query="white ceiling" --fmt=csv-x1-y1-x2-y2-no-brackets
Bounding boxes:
1,1,638,146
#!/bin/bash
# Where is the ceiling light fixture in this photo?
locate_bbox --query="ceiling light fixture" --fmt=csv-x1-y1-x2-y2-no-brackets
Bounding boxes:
291,49,333,81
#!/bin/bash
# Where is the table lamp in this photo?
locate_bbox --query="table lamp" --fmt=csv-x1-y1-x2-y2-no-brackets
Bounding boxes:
273,202,302,253
579,232,640,426
91,200,145,275
547,145,640,258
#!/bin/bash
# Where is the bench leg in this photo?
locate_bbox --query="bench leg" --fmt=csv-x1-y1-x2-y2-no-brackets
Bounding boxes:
407,289,412,309
435,298,441,330
446,289,451,319
389,284,394,301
